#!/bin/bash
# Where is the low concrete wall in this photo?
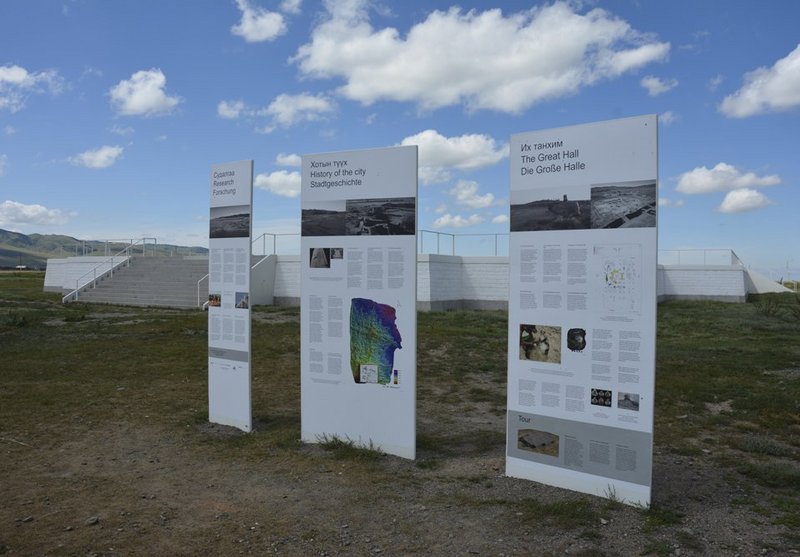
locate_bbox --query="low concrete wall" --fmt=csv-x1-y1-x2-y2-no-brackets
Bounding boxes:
49,254,784,309
657,265,747,303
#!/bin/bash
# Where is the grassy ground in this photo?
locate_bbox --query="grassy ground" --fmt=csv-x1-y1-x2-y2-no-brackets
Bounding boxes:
1,272,800,555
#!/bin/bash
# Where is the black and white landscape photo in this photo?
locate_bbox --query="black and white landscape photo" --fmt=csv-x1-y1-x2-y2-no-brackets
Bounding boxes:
301,201,347,237
210,205,250,238
590,181,657,229
345,197,415,236
510,187,591,232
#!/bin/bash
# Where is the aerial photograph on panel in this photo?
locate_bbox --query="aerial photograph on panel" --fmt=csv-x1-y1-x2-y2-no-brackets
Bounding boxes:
345,197,415,236
590,181,657,229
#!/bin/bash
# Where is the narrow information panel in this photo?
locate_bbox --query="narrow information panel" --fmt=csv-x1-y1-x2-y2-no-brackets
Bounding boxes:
300,146,418,459
506,116,657,505
208,160,253,432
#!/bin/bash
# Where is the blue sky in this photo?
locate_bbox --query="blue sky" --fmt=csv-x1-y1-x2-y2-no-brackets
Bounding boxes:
1,0,798,277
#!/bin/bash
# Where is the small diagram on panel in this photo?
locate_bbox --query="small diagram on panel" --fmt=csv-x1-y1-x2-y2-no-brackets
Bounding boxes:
590,180,656,229
594,244,642,314
518,428,560,458
350,298,402,384
519,324,561,363
617,392,640,411
591,388,613,407
567,328,587,351
345,197,416,236
210,205,251,238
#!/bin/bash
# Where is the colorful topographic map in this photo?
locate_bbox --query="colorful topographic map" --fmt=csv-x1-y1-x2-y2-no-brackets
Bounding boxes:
350,298,402,384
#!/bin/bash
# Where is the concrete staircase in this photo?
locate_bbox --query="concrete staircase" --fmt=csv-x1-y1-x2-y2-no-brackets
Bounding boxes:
75,256,209,309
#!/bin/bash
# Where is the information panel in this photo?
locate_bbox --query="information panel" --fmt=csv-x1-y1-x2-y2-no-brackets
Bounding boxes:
506,116,657,505
208,160,253,432
300,146,418,459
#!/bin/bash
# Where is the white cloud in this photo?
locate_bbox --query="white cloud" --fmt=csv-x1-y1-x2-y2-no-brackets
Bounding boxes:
641,75,677,96
275,153,301,167
719,44,800,118
262,92,334,128
254,170,301,197
0,64,63,113
4,125,17,135
718,189,773,213
658,197,684,208
68,145,124,169
109,69,181,117
110,125,134,136
0,154,7,176
434,204,447,214
218,99,245,119
492,214,509,224
449,180,494,208
676,162,780,194
293,1,669,113
0,200,70,226
232,0,287,43
280,0,302,15
432,213,485,228
400,129,507,184
708,74,723,91
659,111,678,125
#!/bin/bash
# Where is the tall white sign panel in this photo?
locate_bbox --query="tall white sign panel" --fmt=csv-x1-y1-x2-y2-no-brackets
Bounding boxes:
506,116,657,505
208,160,253,432
300,146,418,459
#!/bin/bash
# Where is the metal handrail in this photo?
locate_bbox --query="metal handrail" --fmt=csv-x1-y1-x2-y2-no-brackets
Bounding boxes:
657,248,744,267
61,238,156,303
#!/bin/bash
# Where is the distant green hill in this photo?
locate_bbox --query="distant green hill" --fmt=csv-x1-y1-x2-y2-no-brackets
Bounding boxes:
0,229,208,269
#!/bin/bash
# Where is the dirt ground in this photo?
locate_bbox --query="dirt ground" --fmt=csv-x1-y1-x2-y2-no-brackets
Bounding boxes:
1,397,795,556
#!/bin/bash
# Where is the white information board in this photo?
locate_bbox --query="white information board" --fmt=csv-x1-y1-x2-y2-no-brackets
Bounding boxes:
300,146,418,459
506,116,657,506
208,160,253,432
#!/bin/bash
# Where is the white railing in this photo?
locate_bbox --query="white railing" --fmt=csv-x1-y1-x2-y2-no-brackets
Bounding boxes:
418,230,509,256
61,238,157,303
657,249,744,267
252,232,301,256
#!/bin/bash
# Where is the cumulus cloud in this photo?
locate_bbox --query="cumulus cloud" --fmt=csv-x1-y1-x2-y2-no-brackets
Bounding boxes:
261,92,334,129
719,44,800,118
110,125,134,136
255,170,301,197
432,213,485,228
0,200,71,226
400,129,507,184
0,154,7,177
69,145,124,169
641,75,677,96
293,1,669,113
232,0,287,42
0,64,63,112
676,162,780,194
659,111,678,126
718,189,773,213
280,0,302,15
218,99,246,119
658,197,684,208
492,214,509,224
275,153,301,167
449,180,494,209
109,69,181,117
4,125,16,135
